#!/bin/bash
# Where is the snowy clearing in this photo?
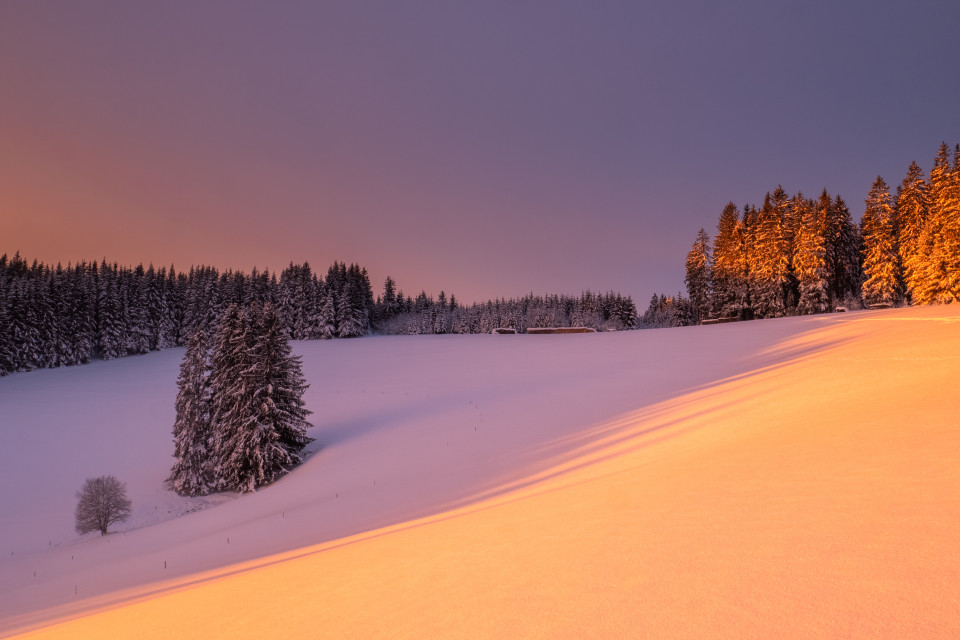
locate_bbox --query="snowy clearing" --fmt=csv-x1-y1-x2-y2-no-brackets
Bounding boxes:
1,306,958,638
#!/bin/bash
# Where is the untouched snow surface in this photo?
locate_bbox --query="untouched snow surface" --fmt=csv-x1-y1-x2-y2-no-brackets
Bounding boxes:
1,306,958,638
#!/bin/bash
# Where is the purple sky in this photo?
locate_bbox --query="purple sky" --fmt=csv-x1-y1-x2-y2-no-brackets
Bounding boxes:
2,1,958,304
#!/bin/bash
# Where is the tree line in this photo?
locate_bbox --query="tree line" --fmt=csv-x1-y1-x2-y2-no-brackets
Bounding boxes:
0,258,375,376
376,286,638,335
0,254,641,375
648,141,960,328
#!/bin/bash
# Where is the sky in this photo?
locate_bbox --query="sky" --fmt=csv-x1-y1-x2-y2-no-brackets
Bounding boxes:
1,1,958,305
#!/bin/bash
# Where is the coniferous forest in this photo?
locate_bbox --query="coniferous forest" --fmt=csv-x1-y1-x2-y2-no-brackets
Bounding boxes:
644,141,960,328
0,255,638,376
0,259,376,376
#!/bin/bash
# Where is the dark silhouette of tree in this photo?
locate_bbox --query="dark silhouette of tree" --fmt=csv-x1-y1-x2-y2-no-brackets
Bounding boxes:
75,475,132,536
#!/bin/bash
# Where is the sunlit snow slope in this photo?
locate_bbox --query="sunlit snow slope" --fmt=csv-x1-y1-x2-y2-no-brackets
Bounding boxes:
2,306,958,638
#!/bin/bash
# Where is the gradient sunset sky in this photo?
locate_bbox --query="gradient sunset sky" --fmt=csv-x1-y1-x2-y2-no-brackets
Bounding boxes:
2,1,958,304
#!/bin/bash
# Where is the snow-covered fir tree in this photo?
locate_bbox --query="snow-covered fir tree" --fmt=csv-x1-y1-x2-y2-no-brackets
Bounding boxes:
433,291,449,334
207,303,313,493
125,265,151,355
337,279,367,338
821,192,861,307
249,304,313,466
0,269,13,375
639,293,694,328
684,228,711,322
917,143,960,302
948,145,960,298
97,267,125,360
277,263,299,339
710,202,744,318
380,276,399,323
861,176,901,306
740,204,759,316
167,330,213,496
793,194,830,314
773,187,800,308
32,273,59,368
912,143,953,304
278,262,319,340
71,264,96,362
750,194,789,318
9,278,40,370
305,270,326,341
896,161,929,302
319,286,337,339
207,304,250,491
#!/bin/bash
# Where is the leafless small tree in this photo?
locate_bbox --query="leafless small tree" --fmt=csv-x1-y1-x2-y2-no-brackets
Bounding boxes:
75,475,132,536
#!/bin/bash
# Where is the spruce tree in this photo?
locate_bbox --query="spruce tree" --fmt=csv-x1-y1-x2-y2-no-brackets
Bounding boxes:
0,281,14,375
382,276,398,319
250,304,313,464
66,264,95,364
337,280,366,338
278,263,306,339
793,194,830,314
33,273,59,368
8,278,39,371
913,143,954,304
825,194,862,305
207,304,254,491
710,202,743,318
740,204,759,318
219,304,288,492
861,176,901,306
207,304,313,493
774,187,800,310
168,330,213,496
750,194,789,318
943,145,960,299
125,266,152,355
305,271,326,340
319,286,337,339
896,161,929,302
97,267,125,360
684,228,711,322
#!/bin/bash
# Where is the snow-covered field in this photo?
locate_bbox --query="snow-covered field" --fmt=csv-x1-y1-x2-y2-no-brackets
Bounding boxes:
1,306,958,638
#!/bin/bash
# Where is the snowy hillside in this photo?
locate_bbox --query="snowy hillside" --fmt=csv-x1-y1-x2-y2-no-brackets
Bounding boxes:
2,306,958,638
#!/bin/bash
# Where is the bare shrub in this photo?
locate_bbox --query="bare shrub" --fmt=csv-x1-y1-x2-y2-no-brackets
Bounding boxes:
75,475,132,536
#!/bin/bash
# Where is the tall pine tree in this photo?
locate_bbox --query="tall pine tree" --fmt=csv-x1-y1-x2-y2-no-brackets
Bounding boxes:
824,194,861,306
896,161,929,303
337,279,366,338
168,330,213,496
861,176,901,306
207,304,255,491
913,143,955,304
750,194,789,318
251,304,313,464
711,202,745,318
684,228,711,322
793,194,830,314
207,304,313,493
